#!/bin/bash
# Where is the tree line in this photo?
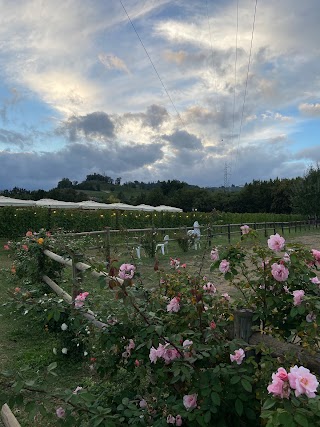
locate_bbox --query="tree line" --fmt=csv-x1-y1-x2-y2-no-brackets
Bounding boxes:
1,166,320,216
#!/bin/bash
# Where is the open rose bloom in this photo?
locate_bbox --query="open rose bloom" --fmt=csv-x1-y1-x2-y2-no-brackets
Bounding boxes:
268,233,285,252
230,348,245,365
268,365,319,399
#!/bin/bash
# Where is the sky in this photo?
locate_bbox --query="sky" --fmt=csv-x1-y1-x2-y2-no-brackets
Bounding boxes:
0,0,319,190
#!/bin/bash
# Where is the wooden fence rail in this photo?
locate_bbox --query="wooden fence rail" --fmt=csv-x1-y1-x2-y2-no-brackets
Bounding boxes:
62,220,318,257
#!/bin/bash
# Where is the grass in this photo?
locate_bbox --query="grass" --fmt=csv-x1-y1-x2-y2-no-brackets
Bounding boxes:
0,227,320,425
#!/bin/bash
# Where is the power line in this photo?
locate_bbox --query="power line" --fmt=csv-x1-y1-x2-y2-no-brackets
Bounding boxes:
237,0,258,152
231,0,239,149
205,0,217,93
119,0,185,127
227,0,240,189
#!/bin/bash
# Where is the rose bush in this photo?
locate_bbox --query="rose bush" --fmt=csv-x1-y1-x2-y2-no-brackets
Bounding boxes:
2,228,320,426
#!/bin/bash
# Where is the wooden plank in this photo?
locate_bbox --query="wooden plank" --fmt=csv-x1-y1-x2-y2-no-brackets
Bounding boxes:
1,404,21,427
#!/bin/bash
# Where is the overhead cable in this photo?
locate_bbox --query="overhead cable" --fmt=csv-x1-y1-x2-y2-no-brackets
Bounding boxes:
119,0,186,127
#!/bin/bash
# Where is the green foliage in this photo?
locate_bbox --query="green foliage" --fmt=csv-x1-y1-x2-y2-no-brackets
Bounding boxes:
2,226,320,426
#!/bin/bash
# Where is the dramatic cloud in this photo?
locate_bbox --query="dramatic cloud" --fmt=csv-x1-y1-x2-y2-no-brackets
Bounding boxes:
0,140,164,190
59,112,115,141
0,0,319,191
163,130,203,150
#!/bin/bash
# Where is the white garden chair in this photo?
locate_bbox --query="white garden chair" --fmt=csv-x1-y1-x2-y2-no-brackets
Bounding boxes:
155,235,169,255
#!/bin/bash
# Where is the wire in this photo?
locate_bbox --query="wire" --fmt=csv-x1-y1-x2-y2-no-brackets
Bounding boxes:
205,0,216,92
231,0,239,151
237,0,258,152
119,0,186,127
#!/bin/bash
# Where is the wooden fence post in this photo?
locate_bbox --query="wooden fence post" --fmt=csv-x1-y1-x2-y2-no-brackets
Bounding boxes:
273,222,276,234
264,222,267,237
208,226,212,247
104,227,111,262
227,224,231,243
1,403,21,427
281,222,284,234
71,251,84,301
234,309,254,342
151,227,155,257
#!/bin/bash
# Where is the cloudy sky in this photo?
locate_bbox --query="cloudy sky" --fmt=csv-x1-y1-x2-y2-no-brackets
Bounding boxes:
0,0,319,190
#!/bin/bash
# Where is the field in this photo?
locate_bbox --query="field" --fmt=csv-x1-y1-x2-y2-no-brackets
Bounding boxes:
0,227,320,425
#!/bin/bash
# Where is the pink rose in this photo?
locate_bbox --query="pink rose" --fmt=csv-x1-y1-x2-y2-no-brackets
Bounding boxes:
118,263,135,280
271,263,289,282
240,225,250,235
275,367,288,381
311,249,320,266
230,348,245,365
26,231,33,237
210,249,219,261
149,347,159,364
74,291,89,308
283,252,290,263
222,293,231,301
203,282,217,294
56,407,66,418
22,244,29,251
175,415,183,426
267,367,290,398
167,415,175,424
162,346,180,364
139,399,147,409
306,312,316,323
268,233,285,252
167,297,180,313
219,259,230,273
310,276,320,284
288,365,319,398
183,394,197,411
210,321,217,329
3,244,10,250
292,290,304,306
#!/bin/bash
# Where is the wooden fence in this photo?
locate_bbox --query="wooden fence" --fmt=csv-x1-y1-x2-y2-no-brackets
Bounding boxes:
64,220,318,261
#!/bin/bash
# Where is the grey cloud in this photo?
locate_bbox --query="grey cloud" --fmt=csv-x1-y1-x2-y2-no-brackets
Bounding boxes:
162,130,203,150
143,104,169,128
163,47,243,76
0,128,32,148
0,141,164,190
295,146,320,163
299,103,320,117
59,112,115,142
118,104,169,130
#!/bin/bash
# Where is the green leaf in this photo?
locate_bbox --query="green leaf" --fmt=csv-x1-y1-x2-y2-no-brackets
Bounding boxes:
241,378,252,392
204,411,211,423
294,414,309,427
262,398,276,410
122,397,129,406
47,362,57,372
235,399,243,416
211,392,221,406
230,375,241,384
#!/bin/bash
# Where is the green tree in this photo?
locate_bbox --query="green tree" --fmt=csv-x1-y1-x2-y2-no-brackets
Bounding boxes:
292,165,320,216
